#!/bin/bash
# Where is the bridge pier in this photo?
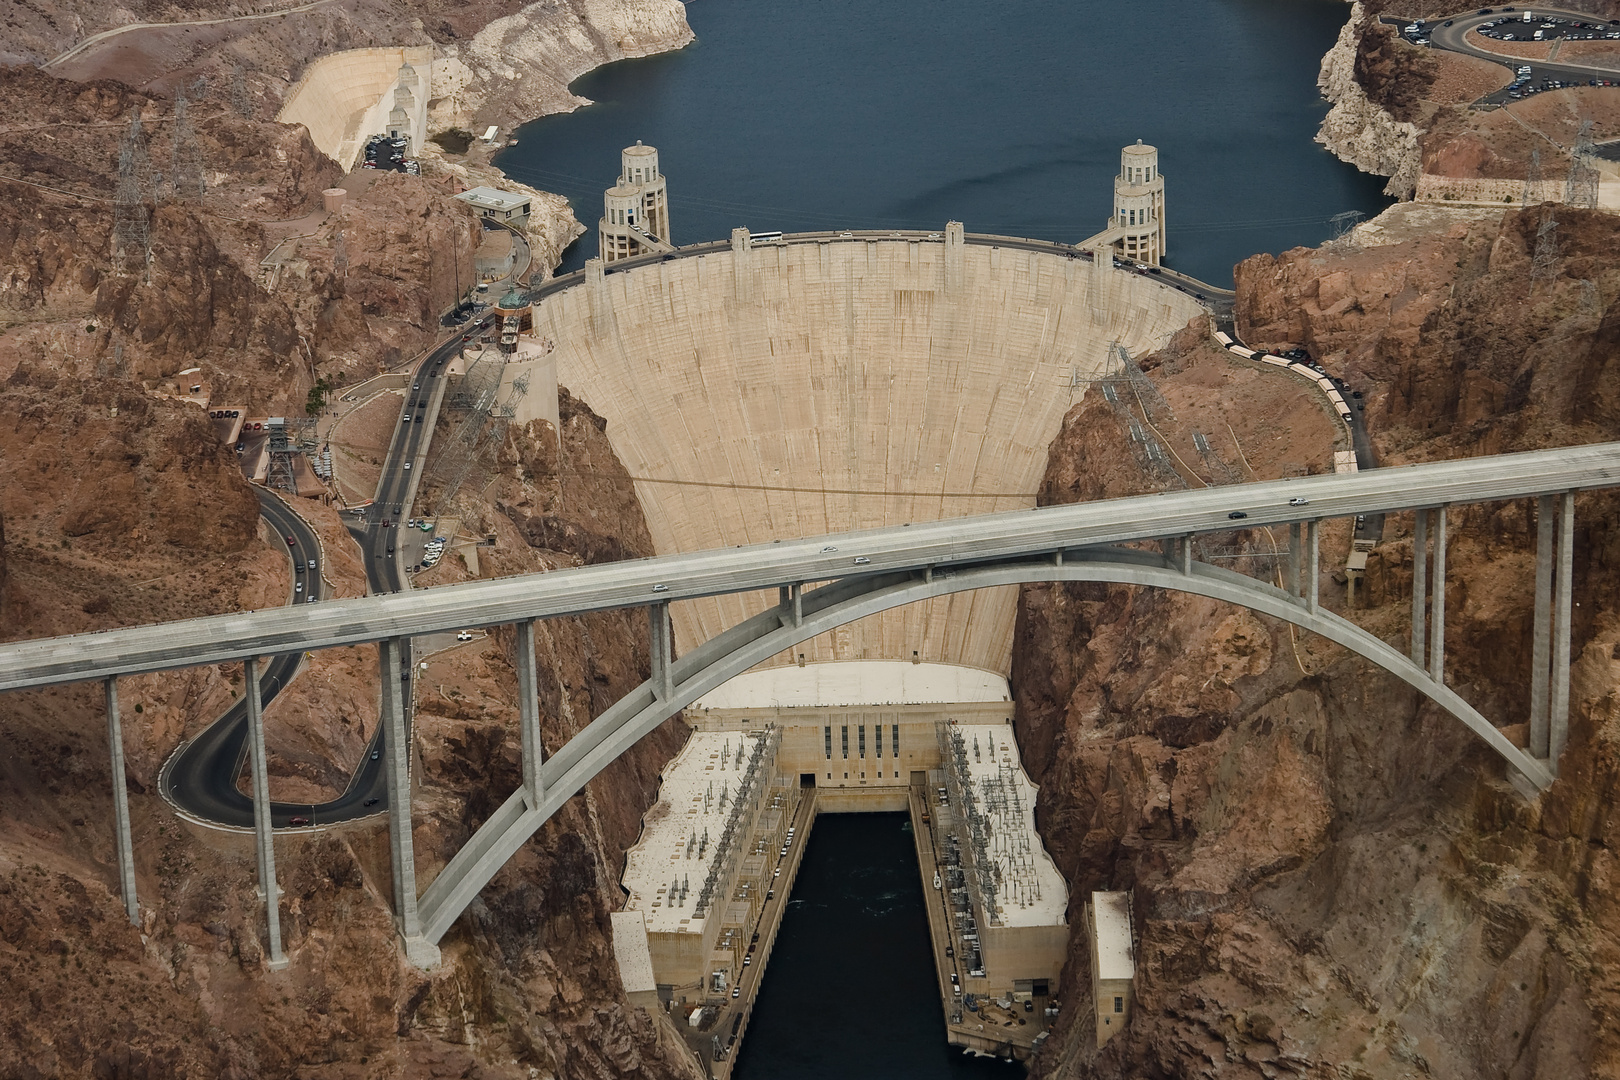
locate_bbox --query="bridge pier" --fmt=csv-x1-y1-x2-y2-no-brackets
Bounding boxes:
244,656,288,970
650,603,673,701
515,620,544,808
1412,509,1428,665
102,676,139,926
1289,523,1301,598
1429,507,1447,684
380,636,438,968
1531,495,1554,757
1550,493,1575,770
1306,520,1320,613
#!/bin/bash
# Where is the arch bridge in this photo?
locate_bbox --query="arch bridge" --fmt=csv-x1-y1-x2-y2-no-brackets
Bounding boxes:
1,444,1614,968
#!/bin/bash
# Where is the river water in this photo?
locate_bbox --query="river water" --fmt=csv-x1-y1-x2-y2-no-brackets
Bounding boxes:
494,0,1390,286
730,813,1023,1080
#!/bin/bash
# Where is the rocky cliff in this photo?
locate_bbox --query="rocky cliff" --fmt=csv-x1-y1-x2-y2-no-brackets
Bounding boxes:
1316,1,1424,198
0,377,705,1079
0,63,705,1080
1017,206,1620,1078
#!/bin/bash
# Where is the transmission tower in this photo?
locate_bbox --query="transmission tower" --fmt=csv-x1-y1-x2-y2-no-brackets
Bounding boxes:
110,111,151,276
1193,430,1241,485
1530,204,1560,294
1329,210,1364,238
1523,148,1542,208
1580,279,1603,320
168,90,205,202
231,64,252,119
1566,120,1599,210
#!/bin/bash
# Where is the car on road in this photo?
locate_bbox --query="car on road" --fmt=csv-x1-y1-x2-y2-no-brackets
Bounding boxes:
286,535,296,545
821,545,838,553
415,415,423,423
307,595,317,603
742,955,750,966
1228,511,1248,520
456,630,474,641
1288,497,1310,507
295,583,303,594
853,556,870,564
307,559,316,569
403,462,411,470
363,797,379,807
289,816,310,826
732,987,741,998
652,583,670,592
402,414,411,423
371,749,380,760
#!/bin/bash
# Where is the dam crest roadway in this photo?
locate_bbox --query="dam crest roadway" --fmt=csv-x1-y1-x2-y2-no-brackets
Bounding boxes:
0,442,1613,966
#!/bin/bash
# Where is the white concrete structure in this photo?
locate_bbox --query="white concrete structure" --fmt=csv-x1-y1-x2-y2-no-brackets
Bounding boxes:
599,141,672,262
1087,891,1135,1045
277,47,432,170
542,232,1203,675
455,186,532,223
489,288,561,437
1078,141,1167,266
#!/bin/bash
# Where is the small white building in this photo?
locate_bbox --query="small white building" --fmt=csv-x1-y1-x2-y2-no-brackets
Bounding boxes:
1088,891,1135,1045
454,186,532,223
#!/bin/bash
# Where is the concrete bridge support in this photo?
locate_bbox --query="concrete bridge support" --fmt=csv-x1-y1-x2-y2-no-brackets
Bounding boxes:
380,637,438,967
103,677,139,926
1551,494,1575,768
244,656,288,970
1430,507,1448,684
516,620,544,808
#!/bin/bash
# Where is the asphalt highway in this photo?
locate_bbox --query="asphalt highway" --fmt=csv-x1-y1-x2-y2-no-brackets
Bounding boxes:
1418,8,1620,103
157,489,377,828
159,320,487,830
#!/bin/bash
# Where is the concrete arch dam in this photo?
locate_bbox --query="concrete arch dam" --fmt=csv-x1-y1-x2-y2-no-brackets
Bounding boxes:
539,231,1205,676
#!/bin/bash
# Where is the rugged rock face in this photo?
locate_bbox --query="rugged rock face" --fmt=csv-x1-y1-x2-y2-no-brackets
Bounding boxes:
1316,1,1423,197
1018,209,1620,1078
453,0,693,131
0,62,703,1079
0,379,705,1079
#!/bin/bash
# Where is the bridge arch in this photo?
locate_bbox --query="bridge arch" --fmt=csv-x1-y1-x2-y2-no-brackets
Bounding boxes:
415,544,1552,944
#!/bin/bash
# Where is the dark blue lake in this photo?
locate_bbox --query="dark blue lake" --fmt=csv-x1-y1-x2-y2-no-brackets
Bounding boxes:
495,0,1390,286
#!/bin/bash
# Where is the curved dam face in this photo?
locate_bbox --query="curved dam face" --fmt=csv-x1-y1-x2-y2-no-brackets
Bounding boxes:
539,235,1203,674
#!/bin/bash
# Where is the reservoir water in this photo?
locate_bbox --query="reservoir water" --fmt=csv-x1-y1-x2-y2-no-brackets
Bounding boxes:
731,813,1023,1080
494,0,1391,286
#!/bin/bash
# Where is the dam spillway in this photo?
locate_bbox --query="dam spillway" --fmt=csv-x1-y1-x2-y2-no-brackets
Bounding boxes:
538,231,1205,674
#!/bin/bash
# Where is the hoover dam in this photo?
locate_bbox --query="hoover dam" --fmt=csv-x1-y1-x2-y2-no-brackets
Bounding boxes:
538,227,1205,675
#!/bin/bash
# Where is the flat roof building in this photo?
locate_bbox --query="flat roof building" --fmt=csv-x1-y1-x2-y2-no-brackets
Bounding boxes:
454,186,532,222
1087,891,1136,1046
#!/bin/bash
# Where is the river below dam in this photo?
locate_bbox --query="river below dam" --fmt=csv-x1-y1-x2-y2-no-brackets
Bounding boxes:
731,813,1023,1080
495,0,1391,286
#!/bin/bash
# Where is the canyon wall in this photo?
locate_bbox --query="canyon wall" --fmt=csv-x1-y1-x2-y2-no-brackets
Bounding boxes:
1316,2,1424,198
0,60,706,1079
1015,204,1620,1078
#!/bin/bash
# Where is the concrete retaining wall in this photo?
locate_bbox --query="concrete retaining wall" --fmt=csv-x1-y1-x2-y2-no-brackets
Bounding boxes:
539,238,1204,675
278,46,433,170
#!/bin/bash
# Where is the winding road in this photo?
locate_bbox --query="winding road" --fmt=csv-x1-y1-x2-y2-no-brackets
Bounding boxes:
161,319,494,830
1415,8,1620,104
43,0,339,70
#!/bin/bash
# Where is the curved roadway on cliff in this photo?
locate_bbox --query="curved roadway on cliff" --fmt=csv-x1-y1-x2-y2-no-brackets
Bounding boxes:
1420,8,1620,103
162,317,493,829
